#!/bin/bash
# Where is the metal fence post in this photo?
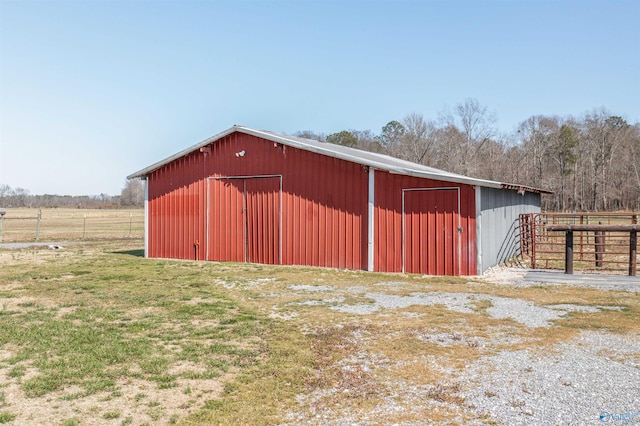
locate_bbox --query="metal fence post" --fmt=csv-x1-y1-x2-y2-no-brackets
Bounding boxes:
35,209,42,241
531,214,537,269
0,209,5,242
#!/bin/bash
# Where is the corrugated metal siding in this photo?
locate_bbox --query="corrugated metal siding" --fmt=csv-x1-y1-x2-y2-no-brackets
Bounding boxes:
208,176,280,264
404,188,459,275
246,177,280,264
147,132,368,269
374,172,476,275
478,187,540,273
208,178,245,262
148,150,207,260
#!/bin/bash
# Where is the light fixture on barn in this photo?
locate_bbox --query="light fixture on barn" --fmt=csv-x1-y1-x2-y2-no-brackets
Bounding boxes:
235,150,245,157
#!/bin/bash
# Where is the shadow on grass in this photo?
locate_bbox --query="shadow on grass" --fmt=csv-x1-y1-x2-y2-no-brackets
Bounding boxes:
114,249,145,258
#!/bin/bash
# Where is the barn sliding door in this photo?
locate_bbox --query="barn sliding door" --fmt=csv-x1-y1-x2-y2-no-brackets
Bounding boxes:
245,177,281,264
402,188,461,275
207,176,281,264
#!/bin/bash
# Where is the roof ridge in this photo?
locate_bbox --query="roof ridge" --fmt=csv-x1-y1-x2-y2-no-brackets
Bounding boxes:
128,125,551,194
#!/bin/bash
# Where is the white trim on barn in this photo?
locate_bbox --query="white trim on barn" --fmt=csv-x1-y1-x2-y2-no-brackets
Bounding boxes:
475,185,482,275
367,167,375,272
144,177,149,258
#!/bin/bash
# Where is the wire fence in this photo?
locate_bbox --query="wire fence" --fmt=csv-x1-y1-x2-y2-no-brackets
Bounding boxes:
0,208,144,243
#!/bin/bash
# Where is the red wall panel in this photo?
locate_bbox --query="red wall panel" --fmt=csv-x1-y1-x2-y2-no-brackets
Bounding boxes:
374,172,476,275
148,151,207,261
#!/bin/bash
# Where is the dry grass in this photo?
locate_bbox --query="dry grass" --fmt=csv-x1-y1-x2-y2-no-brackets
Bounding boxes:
0,240,638,425
0,208,143,242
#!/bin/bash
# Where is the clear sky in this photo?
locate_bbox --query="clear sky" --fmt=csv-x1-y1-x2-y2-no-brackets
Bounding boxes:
1,0,638,196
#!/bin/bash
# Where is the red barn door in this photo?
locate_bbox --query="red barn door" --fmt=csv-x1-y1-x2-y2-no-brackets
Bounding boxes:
208,176,281,264
402,188,461,275
245,177,280,264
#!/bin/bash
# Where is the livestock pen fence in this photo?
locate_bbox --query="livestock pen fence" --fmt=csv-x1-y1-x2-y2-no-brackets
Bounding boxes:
0,208,144,242
519,212,639,275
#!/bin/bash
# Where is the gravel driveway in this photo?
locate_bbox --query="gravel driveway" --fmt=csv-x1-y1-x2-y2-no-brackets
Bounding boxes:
278,268,640,425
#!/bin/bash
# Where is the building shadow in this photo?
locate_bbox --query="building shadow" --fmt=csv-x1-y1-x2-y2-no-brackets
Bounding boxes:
113,249,145,258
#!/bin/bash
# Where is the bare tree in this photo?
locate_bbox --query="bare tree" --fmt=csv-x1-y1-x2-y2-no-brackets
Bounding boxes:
387,113,439,165
440,98,498,175
294,130,326,142
120,179,144,207
0,184,11,206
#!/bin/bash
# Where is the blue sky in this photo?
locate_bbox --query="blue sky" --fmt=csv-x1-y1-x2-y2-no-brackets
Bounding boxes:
1,0,638,196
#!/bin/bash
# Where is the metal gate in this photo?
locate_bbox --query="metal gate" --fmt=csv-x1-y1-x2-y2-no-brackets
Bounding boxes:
402,187,461,275
519,212,638,273
207,175,282,264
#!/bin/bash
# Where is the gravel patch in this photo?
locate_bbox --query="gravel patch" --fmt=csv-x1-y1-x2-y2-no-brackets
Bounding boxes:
375,281,410,287
482,266,640,291
461,331,640,425
294,297,345,306
416,326,526,348
343,286,370,294
289,284,336,292
546,304,602,313
330,291,605,328
330,292,475,316
280,275,637,425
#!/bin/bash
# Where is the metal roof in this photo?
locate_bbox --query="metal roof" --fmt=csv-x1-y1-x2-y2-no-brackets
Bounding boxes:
128,125,551,194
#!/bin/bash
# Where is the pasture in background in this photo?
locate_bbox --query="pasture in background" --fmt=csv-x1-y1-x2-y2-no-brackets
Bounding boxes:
0,208,144,242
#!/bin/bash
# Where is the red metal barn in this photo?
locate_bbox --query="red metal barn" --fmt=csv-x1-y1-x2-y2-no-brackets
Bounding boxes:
128,126,547,276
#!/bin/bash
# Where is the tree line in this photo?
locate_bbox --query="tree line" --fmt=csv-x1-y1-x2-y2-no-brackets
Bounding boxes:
295,100,640,212
0,179,144,208
2,101,637,212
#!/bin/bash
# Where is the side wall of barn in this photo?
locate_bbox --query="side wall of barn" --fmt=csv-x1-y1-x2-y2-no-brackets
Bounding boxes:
147,132,368,269
476,187,541,273
147,150,208,260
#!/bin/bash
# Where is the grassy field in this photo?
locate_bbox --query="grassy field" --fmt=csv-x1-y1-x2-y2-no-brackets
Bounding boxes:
0,208,144,242
0,240,638,425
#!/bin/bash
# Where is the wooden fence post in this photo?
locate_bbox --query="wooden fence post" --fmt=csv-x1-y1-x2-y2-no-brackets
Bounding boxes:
595,221,605,267
565,230,574,275
630,230,637,277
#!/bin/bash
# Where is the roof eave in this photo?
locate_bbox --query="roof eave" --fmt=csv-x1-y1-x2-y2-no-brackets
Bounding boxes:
126,126,241,179
499,183,554,195
127,125,549,194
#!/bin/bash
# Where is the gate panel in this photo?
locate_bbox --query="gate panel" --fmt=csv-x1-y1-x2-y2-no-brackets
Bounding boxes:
246,177,280,264
403,188,460,275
